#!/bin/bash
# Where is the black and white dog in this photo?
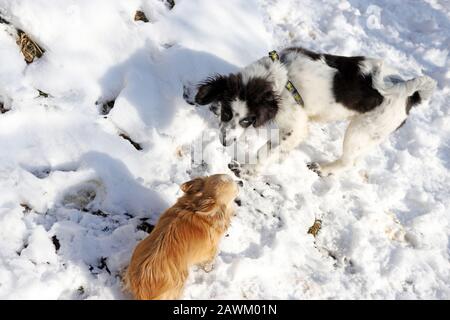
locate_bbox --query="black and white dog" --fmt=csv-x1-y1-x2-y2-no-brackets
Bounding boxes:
192,47,436,177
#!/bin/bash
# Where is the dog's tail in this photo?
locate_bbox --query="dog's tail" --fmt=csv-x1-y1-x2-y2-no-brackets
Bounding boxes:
362,58,437,105
391,76,437,113
402,76,437,103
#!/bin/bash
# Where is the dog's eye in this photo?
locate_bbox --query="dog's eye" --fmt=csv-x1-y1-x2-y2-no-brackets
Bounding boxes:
209,103,220,117
221,109,232,122
239,116,256,128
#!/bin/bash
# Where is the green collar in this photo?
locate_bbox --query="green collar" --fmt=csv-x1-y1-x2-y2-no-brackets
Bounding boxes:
269,50,305,108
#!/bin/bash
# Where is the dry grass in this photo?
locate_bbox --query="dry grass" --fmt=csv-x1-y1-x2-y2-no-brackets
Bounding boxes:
16,30,44,63
134,10,149,23
1,15,45,63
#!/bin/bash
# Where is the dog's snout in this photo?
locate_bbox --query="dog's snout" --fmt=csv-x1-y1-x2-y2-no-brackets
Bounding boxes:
221,109,232,122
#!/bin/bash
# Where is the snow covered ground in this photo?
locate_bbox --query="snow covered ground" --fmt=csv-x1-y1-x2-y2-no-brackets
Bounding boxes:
0,0,449,299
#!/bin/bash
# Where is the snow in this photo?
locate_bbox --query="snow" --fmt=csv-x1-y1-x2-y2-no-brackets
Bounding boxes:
0,0,449,299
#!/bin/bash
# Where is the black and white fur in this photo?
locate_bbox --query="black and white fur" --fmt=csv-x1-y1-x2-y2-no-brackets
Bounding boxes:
193,47,436,177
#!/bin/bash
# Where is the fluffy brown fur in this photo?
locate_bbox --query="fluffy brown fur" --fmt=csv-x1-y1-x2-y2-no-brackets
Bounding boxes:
124,174,238,300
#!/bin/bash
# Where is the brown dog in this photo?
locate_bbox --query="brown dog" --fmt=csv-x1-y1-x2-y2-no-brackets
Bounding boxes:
124,174,238,300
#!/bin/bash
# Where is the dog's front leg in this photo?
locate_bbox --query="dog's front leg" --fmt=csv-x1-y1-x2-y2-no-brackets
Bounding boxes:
262,109,309,167
315,112,391,177
229,125,307,178
228,109,309,178
228,134,279,178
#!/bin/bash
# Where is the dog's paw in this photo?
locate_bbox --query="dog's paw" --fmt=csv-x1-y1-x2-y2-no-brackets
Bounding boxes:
308,162,341,177
199,262,215,273
307,162,323,177
228,161,258,179
228,161,242,177
182,83,196,106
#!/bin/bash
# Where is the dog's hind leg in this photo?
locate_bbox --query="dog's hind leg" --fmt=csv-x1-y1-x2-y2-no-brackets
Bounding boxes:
316,75,436,177
316,113,387,177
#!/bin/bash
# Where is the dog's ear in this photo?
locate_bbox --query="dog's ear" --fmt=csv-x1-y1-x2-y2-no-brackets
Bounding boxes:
254,94,279,127
195,75,228,105
246,78,279,127
195,197,217,215
180,177,204,194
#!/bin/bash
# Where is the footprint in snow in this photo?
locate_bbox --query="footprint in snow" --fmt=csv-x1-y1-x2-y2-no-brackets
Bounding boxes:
61,180,104,210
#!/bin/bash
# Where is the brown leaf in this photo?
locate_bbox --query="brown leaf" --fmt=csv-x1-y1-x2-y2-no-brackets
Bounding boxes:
134,10,149,23
308,219,322,237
